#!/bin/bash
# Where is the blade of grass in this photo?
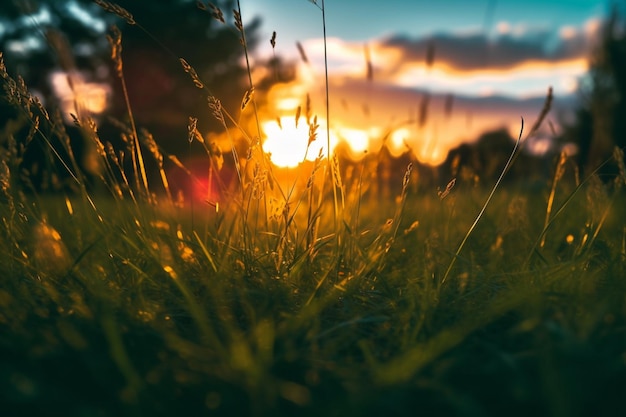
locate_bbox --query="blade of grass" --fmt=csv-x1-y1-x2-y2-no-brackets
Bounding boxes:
441,118,523,285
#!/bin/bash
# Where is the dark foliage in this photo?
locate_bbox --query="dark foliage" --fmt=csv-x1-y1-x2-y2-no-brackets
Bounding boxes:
561,3,626,178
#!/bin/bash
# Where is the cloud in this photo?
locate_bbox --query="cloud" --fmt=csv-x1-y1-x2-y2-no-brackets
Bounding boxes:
380,17,600,72
295,17,601,98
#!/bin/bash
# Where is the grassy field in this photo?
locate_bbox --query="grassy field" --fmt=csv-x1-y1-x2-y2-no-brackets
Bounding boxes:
2,2,626,416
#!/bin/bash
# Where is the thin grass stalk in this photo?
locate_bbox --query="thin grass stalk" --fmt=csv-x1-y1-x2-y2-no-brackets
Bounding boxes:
235,0,261,141
107,26,150,200
209,104,251,257
351,162,366,262
579,194,613,256
309,0,340,235
108,144,140,208
540,151,567,248
302,154,325,254
32,120,102,220
142,129,172,204
321,0,341,235
441,119,523,285
235,0,266,250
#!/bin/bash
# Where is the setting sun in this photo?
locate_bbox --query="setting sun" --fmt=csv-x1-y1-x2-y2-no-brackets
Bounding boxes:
261,116,338,168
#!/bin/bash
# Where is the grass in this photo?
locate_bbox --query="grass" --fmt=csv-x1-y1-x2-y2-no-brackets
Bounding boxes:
2,2,626,416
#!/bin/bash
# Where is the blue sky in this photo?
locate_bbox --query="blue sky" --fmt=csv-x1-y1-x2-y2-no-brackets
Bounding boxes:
244,0,608,58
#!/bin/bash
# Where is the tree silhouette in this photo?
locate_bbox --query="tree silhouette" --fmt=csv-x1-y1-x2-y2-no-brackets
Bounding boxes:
562,3,626,178
1,1,266,149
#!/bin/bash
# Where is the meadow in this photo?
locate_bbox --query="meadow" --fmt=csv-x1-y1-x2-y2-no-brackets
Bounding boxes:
2,1,626,416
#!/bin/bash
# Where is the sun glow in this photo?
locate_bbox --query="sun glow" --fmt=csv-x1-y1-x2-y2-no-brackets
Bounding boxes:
336,127,370,159
262,116,339,168
390,128,410,157
260,79,465,168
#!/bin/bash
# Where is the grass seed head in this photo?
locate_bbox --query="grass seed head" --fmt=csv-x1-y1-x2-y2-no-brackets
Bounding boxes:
179,58,204,89
308,115,319,146
233,10,243,32
241,87,255,111
93,0,135,25
106,25,123,77
296,42,309,64
270,31,277,49
208,3,225,23
295,105,302,128
438,178,456,200
527,86,553,138
188,117,199,144
402,163,414,190
141,129,163,167
208,96,225,125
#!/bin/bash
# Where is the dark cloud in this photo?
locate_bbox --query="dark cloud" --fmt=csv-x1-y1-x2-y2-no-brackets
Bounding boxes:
381,24,595,72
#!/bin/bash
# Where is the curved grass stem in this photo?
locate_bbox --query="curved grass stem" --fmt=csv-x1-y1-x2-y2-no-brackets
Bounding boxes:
441,119,524,285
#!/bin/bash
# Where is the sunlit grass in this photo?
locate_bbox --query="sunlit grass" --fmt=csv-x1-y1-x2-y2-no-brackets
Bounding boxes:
1,2,626,416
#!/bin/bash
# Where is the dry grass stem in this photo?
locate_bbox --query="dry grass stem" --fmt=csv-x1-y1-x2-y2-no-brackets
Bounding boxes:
527,86,553,138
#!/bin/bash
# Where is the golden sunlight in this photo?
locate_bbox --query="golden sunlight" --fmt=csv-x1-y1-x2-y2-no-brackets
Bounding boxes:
259,41,566,169
262,116,338,168
390,128,411,157
336,127,370,159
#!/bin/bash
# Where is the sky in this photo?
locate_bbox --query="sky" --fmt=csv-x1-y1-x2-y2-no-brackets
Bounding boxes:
4,0,611,167
236,0,614,166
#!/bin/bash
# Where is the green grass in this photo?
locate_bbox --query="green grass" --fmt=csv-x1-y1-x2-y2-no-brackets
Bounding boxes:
2,171,625,416
2,2,626,416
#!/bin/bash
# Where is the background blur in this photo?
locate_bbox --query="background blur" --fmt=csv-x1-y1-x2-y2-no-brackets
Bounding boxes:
1,0,625,192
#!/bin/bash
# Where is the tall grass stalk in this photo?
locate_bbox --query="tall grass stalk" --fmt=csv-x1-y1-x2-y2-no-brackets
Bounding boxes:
540,150,567,248
107,26,149,200
308,0,339,237
441,119,523,285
